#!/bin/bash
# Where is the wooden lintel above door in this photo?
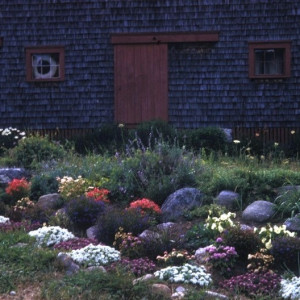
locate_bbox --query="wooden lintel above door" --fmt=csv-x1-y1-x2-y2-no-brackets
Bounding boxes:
111,31,219,45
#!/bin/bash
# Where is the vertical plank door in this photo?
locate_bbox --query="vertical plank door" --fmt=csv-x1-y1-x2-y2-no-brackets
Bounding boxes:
114,43,168,126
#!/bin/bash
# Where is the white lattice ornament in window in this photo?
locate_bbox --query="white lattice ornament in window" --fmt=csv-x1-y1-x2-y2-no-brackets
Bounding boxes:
32,53,60,79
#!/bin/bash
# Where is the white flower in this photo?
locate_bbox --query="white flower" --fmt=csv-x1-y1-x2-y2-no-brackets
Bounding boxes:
0,216,10,224
154,263,212,286
28,226,74,247
64,244,120,266
280,277,300,299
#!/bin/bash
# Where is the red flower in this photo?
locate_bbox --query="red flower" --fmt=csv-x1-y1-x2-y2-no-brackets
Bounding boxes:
5,178,30,197
86,188,110,203
129,198,161,215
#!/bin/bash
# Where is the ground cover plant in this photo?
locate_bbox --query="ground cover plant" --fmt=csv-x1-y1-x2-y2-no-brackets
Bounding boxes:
1,124,300,299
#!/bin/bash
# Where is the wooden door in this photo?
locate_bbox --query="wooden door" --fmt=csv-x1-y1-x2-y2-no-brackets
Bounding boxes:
114,43,168,125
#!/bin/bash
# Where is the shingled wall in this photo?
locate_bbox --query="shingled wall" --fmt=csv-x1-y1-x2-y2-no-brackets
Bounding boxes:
1,0,300,135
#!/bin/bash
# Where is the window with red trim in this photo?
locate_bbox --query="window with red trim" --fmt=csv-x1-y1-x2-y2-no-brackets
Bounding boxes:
25,46,65,81
248,41,291,79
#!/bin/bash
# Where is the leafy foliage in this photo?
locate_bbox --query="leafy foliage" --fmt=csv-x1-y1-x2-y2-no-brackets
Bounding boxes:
7,135,66,169
222,227,262,261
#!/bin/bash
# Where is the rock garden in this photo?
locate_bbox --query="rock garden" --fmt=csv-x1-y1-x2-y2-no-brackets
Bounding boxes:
1,123,300,299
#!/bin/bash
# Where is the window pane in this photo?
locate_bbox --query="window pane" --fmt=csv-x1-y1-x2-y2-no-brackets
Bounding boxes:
254,48,284,75
31,53,60,79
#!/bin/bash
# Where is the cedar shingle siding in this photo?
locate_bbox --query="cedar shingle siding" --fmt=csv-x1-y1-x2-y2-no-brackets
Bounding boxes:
1,0,300,132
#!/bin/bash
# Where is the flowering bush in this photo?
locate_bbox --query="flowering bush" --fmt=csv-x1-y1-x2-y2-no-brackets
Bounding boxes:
271,236,300,271
5,178,30,202
205,238,238,276
280,276,300,299
0,215,10,224
28,226,75,247
205,212,236,234
86,187,110,203
222,226,262,261
219,270,281,297
0,220,41,232
154,263,212,286
64,244,120,266
128,198,161,216
254,224,296,250
53,238,99,251
57,176,87,201
247,249,274,273
0,127,26,151
113,228,144,259
7,197,36,222
66,196,106,230
108,257,156,277
156,248,195,267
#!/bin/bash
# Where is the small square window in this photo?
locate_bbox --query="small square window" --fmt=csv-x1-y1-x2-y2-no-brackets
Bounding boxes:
26,46,65,81
248,41,291,79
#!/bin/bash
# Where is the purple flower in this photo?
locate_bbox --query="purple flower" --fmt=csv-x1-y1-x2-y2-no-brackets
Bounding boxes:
216,237,223,243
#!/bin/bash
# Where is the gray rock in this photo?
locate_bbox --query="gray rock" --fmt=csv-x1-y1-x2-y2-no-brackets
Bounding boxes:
242,200,276,223
284,214,300,234
86,266,106,273
161,187,204,222
175,286,186,293
156,222,175,231
151,283,172,299
276,185,300,195
57,253,80,275
0,168,30,187
205,290,229,299
194,246,209,264
139,229,160,240
37,193,61,211
86,225,98,240
215,190,239,210
133,274,155,285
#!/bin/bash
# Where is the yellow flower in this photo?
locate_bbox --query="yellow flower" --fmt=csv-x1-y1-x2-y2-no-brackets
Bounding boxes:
233,140,241,144
218,225,224,233
265,240,272,250
274,225,281,234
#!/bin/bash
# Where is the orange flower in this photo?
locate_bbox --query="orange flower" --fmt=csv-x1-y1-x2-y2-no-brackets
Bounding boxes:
86,188,110,203
129,198,161,215
5,178,30,196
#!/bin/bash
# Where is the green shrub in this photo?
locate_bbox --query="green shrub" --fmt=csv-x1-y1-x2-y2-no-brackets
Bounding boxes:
184,223,216,250
95,206,152,245
184,204,228,221
108,142,201,205
274,189,300,218
0,127,26,156
72,124,130,155
222,227,263,261
133,119,176,147
66,196,106,231
182,127,227,153
30,174,59,201
8,135,66,169
141,227,186,260
0,230,57,293
42,268,160,300
271,236,300,273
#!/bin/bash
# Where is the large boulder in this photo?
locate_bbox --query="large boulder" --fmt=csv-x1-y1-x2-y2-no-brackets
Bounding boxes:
37,193,61,211
215,190,239,210
284,214,300,234
242,200,276,224
0,168,30,187
161,188,204,222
